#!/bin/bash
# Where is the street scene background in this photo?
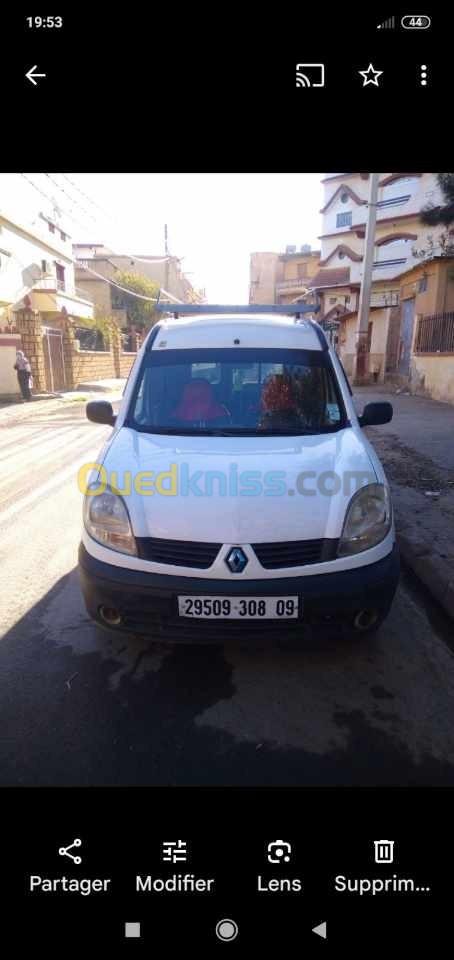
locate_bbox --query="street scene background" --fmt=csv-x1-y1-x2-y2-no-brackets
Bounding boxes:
1,172,454,785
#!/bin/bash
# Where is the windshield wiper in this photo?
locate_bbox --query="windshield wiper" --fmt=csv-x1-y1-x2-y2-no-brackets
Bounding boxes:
130,424,345,437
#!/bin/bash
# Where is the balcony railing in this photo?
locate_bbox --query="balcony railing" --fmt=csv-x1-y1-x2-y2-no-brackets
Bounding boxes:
276,277,308,291
372,258,407,269
376,194,411,209
370,291,399,307
33,276,92,302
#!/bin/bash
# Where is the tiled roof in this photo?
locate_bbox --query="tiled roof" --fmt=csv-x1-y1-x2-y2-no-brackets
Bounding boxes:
308,268,351,289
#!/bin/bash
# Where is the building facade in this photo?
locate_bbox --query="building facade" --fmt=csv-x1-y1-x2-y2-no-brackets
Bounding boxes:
249,246,320,305
310,173,445,383
73,247,205,320
0,178,95,397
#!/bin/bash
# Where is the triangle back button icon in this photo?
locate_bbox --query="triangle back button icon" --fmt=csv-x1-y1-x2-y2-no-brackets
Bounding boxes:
312,921,327,939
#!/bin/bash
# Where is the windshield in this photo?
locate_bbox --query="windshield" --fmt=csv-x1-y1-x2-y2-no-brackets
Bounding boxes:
127,348,347,436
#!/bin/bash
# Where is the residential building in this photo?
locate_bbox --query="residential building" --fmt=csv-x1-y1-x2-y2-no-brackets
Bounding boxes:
0,211,93,328
308,173,445,382
0,178,94,395
397,257,454,402
73,247,205,321
249,246,320,305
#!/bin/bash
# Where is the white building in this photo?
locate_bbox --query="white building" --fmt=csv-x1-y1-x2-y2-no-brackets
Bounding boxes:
0,174,94,396
307,173,445,381
0,175,94,326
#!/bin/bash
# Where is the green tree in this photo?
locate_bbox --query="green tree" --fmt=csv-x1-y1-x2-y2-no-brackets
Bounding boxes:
112,271,160,331
413,174,454,263
420,173,454,228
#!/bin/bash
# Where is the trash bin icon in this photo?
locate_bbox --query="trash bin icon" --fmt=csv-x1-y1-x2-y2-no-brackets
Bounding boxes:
374,840,394,864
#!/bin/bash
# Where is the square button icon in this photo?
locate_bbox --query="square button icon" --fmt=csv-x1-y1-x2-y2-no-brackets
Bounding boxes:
125,922,141,939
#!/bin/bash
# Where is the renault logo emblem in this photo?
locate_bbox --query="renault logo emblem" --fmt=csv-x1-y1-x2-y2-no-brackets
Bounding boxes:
226,547,248,574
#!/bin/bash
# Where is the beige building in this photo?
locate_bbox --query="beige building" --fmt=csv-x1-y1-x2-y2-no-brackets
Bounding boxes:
0,189,95,397
249,246,320,305
308,173,446,383
337,256,454,400
0,213,93,327
73,246,205,321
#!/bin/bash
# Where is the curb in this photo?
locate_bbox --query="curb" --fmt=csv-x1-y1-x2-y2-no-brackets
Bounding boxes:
397,530,454,621
0,392,122,426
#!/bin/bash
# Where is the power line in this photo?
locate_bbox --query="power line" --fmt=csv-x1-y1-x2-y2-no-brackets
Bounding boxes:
43,173,98,232
45,177,177,266
20,173,53,204
60,174,116,223
75,260,182,303
23,175,175,264
50,174,99,224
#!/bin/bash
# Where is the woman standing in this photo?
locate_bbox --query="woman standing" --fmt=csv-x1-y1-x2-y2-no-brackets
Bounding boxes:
14,350,33,402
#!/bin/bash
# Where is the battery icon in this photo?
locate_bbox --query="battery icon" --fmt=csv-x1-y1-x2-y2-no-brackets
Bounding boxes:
401,15,431,29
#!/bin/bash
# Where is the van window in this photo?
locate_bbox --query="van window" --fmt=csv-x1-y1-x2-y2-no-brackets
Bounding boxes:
128,348,347,436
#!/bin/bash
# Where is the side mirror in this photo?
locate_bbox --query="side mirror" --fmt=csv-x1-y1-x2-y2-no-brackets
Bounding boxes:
86,401,116,426
358,401,393,427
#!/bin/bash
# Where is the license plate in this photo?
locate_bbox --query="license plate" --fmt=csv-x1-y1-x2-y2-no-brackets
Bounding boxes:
178,596,300,619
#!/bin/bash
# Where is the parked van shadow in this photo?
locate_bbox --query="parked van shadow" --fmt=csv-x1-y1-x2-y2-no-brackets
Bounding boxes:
1,567,454,786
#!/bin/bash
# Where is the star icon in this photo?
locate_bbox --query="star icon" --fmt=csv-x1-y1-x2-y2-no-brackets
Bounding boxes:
359,63,383,86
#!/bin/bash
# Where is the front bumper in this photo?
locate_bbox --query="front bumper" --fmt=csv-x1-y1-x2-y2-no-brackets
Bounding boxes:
78,542,400,643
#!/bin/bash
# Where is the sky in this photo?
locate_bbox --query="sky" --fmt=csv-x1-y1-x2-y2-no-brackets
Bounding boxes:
68,173,324,302
2,173,324,302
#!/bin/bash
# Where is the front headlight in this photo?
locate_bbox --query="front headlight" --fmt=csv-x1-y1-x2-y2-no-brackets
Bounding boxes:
338,482,391,557
83,484,137,556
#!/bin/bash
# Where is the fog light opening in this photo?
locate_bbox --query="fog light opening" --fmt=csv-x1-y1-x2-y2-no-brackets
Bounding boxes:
353,609,379,631
99,605,122,626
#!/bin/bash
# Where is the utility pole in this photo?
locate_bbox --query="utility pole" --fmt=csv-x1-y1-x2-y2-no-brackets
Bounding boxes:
353,172,379,384
164,223,169,296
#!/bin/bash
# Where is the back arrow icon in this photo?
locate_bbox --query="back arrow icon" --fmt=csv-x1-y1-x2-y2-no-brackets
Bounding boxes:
312,921,327,939
26,65,46,86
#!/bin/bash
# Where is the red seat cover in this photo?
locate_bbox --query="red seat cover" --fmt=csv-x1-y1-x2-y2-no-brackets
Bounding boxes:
172,379,227,421
260,374,297,412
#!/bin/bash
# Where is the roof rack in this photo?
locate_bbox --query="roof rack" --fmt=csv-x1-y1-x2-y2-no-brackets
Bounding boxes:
155,303,319,319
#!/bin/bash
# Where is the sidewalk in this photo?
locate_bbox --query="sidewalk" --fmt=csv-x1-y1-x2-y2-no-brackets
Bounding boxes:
0,379,126,426
354,386,454,620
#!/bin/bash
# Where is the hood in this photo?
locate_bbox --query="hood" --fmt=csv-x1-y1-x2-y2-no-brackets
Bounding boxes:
100,427,377,543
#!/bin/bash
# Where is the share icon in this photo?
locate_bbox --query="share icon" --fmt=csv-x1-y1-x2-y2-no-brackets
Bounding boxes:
58,838,82,865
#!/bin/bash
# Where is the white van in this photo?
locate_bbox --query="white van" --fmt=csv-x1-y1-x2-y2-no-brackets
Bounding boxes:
78,307,399,643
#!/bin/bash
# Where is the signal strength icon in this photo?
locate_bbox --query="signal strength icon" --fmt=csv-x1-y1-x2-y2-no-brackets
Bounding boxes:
377,16,396,29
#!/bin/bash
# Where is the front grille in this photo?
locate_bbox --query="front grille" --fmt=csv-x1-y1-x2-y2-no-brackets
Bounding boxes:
252,539,338,569
135,537,221,569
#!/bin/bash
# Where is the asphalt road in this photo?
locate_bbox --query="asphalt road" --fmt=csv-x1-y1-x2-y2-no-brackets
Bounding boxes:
1,402,454,786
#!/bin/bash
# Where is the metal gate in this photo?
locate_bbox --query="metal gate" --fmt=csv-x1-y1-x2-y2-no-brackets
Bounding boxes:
42,327,66,392
398,298,415,376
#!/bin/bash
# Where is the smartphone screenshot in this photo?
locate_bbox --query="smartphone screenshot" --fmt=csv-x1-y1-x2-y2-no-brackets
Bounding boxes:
0,6,452,948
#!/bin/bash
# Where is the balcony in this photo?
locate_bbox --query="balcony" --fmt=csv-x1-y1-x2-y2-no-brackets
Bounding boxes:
30,275,94,319
370,291,399,307
276,277,309,293
376,194,411,211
